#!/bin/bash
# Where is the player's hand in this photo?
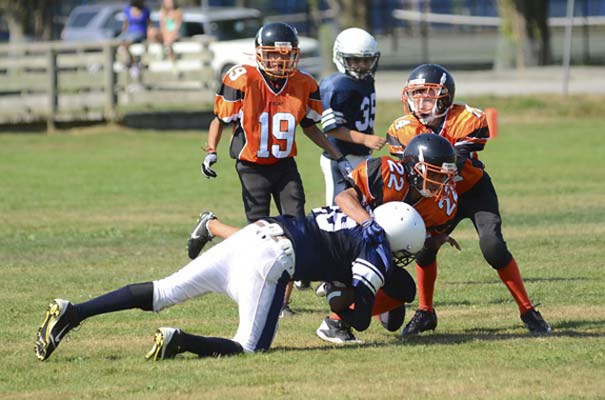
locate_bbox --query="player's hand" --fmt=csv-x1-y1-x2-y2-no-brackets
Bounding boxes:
445,236,461,251
201,152,218,178
424,234,461,251
361,218,386,246
336,156,353,178
363,135,387,151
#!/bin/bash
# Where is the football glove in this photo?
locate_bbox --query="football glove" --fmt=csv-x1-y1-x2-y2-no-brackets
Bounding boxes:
336,156,353,179
201,152,218,178
361,218,386,246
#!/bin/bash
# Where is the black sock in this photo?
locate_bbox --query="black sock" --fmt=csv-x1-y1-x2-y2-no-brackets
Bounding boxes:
74,282,154,322
180,331,244,358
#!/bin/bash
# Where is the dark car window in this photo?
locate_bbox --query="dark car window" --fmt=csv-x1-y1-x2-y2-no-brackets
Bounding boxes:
102,11,124,35
184,22,205,37
68,11,97,28
209,17,261,41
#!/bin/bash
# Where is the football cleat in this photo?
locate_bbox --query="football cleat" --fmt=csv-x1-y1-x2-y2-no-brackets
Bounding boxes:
145,327,183,361
279,303,295,318
293,280,311,290
35,299,79,361
521,308,552,335
316,317,363,344
315,281,327,297
187,211,216,259
400,309,438,336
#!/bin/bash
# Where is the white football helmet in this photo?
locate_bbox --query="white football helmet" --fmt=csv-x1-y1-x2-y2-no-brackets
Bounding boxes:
333,28,380,80
373,202,426,267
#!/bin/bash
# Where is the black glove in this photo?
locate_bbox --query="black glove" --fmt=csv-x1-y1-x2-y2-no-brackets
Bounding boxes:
201,152,218,178
361,218,386,246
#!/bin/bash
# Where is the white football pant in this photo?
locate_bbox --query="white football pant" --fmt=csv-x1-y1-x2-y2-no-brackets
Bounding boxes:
320,154,370,205
152,222,294,352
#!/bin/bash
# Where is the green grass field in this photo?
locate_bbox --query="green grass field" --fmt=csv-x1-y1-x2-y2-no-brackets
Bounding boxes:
1,96,604,399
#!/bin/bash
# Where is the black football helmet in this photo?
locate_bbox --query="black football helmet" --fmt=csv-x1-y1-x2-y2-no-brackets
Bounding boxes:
403,134,457,201
402,64,456,125
255,22,300,78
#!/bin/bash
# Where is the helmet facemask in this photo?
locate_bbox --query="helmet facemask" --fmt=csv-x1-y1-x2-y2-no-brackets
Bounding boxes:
403,82,452,125
392,249,416,268
256,43,300,79
336,53,380,80
409,159,457,201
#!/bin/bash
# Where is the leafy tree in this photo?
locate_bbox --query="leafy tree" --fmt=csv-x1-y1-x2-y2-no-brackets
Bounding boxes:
0,0,57,42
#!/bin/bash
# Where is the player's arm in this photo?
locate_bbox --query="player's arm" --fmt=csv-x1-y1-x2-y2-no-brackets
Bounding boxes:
206,116,224,153
202,67,243,179
336,242,390,331
335,187,372,225
200,117,225,178
326,126,385,150
454,107,490,164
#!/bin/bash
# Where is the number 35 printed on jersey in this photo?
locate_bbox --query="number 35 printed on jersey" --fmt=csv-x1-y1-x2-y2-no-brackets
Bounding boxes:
355,93,376,132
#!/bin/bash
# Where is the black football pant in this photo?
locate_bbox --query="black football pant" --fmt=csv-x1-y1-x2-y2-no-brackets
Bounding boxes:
416,172,513,270
235,158,306,223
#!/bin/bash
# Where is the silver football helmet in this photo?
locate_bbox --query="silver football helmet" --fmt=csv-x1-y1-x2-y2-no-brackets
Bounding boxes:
373,202,426,267
333,28,380,80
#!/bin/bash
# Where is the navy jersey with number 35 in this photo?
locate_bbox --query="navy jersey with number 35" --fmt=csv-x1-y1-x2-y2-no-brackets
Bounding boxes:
320,73,376,157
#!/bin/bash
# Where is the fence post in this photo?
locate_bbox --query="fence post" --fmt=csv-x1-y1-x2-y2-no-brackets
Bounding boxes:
46,47,58,133
104,42,118,122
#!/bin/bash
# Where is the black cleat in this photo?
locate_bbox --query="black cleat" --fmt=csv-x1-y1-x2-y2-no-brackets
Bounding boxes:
400,309,437,336
145,327,183,361
316,317,362,344
35,299,79,361
187,211,216,259
521,308,552,335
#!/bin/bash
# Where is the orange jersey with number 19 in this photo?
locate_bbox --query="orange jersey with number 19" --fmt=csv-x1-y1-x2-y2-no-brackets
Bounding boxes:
386,104,489,194
214,65,322,165
350,156,458,235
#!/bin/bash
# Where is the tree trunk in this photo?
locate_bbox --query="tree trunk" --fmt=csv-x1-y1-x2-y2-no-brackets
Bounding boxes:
495,0,551,70
339,0,368,30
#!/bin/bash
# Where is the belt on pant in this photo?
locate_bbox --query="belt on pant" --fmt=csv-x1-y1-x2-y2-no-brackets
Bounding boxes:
254,220,289,243
254,219,296,277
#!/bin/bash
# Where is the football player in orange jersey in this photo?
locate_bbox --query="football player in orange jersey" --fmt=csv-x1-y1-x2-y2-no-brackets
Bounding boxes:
316,134,461,343
187,22,354,317
387,64,551,335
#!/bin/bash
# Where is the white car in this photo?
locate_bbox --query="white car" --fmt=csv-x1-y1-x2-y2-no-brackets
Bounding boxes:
150,6,322,81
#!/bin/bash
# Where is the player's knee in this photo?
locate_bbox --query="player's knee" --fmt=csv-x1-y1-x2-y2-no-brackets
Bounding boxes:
126,282,154,311
382,268,416,303
479,235,512,269
378,305,406,332
416,248,437,267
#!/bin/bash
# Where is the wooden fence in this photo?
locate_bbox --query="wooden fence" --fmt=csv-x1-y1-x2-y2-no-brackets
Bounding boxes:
0,38,215,131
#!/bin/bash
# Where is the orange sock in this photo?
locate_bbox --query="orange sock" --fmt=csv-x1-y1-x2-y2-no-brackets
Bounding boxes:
497,258,533,314
416,261,437,312
329,303,355,321
371,289,405,316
